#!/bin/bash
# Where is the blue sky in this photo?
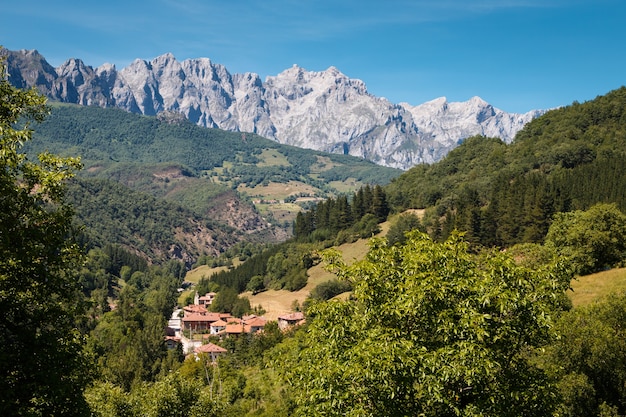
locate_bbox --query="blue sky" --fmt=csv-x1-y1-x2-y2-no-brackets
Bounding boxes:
1,0,624,113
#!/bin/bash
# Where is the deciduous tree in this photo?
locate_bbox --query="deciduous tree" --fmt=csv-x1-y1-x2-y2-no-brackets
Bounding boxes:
545,203,626,275
0,56,89,415
283,231,571,416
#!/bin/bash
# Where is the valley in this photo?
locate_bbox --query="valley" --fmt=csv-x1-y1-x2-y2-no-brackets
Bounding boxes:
4,49,626,416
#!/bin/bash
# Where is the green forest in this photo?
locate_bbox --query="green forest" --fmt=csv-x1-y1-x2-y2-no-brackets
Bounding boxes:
20,102,400,266
4,52,626,416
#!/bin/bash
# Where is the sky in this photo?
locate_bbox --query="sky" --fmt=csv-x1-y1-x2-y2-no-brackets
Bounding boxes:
1,0,625,113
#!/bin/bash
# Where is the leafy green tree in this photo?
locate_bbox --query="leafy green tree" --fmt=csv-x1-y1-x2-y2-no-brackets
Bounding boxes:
309,278,352,301
547,294,626,416
282,231,571,416
350,212,380,239
545,203,626,275
85,374,225,417
83,382,133,417
210,287,251,317
386,212,423,246
246,274,265,294
0,57,90,415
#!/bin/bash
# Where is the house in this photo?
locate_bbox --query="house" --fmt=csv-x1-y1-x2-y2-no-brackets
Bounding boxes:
194,342,227,362
198,292,216,306
182,312,223,332
278,312,305,330
182,312,212,332
193,291,216,306
209,319,228,335
164,336,181,350
205,315,268,338
245,316,267,334
181,307,235,332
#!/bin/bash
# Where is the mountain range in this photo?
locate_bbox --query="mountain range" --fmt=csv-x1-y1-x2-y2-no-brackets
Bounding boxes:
4,48,544,170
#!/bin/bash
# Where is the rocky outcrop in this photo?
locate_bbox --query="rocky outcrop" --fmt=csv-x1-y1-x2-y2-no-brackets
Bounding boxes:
3,48,544,170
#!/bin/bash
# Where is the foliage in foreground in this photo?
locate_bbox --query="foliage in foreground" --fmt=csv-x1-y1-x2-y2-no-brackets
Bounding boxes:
279,232,572,416
0,58,90,415
548,293,626,417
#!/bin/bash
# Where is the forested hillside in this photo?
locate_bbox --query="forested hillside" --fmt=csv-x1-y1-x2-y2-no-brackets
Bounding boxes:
385,86,626,247
29,103,400,186
68,178,240,265
23,104,400,264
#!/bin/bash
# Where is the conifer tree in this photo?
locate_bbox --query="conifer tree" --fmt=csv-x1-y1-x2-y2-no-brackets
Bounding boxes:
370,184,389,221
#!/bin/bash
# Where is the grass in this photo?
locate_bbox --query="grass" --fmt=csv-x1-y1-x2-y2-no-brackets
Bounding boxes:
256,149,290,167
239,181,319,200
264,204,301,224
329,178,361,193
568,267,626,308
243,218,393,321
309,155,340,174
238,180,321,224
184,264,232,284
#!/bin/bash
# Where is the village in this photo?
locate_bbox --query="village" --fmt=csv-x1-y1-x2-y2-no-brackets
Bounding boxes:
165,291,305,362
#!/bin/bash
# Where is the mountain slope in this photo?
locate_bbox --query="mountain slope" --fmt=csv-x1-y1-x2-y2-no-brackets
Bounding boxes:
385,86,626,246
4,48,543,169
68,178,240,266
28,103,400,186
22,103,400,264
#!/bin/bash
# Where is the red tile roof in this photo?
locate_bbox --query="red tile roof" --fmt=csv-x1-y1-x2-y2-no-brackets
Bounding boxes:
195,343,227,354
183,304,208,314
183,312,224,322
225,324,244,334
278,312,305,321
245,317,267,327
182,312,210,322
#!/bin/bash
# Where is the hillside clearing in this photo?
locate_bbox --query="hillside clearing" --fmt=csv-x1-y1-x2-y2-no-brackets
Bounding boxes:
244,219,392,320
568,267,626,307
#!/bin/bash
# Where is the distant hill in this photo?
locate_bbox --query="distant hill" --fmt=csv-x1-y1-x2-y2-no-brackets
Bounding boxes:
67,177,241,266
24,103,400,265
385,87,626,247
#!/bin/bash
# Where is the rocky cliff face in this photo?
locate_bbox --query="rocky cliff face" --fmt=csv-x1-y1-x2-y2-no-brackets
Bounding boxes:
3,48,544,170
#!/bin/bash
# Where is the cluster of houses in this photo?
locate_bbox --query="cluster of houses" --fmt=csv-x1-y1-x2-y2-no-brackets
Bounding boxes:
165,292,305,362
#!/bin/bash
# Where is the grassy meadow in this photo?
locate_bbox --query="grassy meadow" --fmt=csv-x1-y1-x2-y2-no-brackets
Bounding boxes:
568,267,626,307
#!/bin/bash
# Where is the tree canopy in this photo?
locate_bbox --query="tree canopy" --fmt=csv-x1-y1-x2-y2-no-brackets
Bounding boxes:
0,57,90,415
385,87,626,248
545,203,626,275
281,231,572,416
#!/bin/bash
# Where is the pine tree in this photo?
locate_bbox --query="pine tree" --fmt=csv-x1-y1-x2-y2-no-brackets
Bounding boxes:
371,185,390,222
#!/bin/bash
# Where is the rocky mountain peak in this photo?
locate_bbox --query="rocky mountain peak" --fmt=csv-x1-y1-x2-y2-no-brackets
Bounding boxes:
3,48,545,170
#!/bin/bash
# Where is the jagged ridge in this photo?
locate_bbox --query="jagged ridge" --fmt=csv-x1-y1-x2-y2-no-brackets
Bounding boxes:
3,48,544,170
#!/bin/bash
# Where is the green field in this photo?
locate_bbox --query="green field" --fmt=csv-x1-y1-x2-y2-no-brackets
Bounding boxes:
569,267,626,307
243,219,392,320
